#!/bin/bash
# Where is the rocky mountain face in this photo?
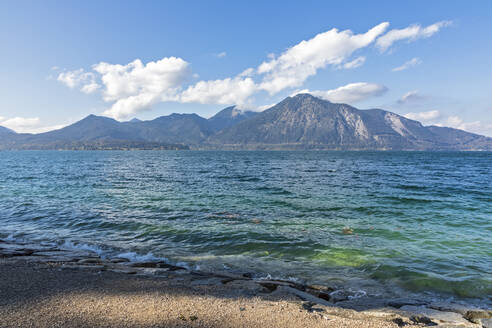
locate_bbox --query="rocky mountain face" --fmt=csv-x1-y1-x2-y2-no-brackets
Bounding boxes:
207,106,258,131
0,126,15,136
207,94,492,150
0,107,257,150
1,94,491,150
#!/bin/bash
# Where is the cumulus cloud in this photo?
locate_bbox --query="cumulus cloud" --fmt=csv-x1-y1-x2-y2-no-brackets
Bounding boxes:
93,57,190,119
179,76,257,106
404,110,441,122
216,52,227,58
56,21,450,119
0,117,66,134
376,21,451,52
294,82,388,104
257,22,389,94
57,69,100,94
392,57,422,72
398,90,426,104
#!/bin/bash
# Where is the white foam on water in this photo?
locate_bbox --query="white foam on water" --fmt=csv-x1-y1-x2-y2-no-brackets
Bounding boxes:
256,273,301,283
348,289,367,299
60,240,106,256
115,251,169,263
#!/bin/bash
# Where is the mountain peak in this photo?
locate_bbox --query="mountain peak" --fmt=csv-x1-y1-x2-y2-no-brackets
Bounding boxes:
208,105,258,131
291,93,316,99
290,93,329,103
0,125,15,134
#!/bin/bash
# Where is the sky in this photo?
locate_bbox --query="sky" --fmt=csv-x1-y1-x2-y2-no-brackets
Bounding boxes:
0,1,491,136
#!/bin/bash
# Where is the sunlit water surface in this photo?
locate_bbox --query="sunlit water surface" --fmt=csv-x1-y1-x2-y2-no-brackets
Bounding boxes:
0,151,490,305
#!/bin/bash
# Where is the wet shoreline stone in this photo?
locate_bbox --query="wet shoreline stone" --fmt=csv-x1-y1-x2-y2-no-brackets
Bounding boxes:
1,238,489,327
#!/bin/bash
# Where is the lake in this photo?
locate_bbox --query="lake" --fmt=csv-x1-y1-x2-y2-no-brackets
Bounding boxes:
1,150,490,306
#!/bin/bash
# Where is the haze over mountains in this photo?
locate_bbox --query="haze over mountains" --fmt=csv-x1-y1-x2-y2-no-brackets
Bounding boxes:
1,94,491,150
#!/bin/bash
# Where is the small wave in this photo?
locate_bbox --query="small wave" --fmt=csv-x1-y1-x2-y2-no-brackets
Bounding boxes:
60,240,106,256
115,251,169,263
348,289,367,299
385,196,434,204
256,273,301,283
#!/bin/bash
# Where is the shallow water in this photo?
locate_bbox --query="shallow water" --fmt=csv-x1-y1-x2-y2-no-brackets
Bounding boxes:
0,151,491,305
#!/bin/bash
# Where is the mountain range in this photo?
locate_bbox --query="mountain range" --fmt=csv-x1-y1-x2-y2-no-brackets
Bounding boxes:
1,94,491,150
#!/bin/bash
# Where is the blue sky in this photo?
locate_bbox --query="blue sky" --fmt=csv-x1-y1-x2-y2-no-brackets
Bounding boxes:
0,0,491,136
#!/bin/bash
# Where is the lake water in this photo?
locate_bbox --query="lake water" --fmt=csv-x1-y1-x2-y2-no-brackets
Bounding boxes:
0,151,490,305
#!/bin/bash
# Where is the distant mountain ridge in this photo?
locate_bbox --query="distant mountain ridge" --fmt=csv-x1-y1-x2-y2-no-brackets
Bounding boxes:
1,94,491,150
0,126,15,135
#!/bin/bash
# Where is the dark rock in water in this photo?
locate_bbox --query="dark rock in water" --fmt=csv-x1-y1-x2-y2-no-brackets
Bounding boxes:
130,261,186,271
336,298,388,311
109,258,130,263
400,305,470,326
388,298,428,308
305,285,335,302
78,258,103,264
0,244,35,257
301,302,324,313
463,309,492,324
327,290,354,303
409,315,437,326
391,318,407,327
307,284,335,292
0,249,34,257
428,301,470,315
242,272,254,278
258,282,279,292
130,261,161,268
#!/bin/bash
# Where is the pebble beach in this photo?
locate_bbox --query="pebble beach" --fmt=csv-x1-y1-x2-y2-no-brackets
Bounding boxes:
1,238,490,328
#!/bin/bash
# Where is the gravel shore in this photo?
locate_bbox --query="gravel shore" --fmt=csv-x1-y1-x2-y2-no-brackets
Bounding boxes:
1,240,490,328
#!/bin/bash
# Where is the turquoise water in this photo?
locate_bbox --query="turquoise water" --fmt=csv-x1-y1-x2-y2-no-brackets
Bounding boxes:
0,151,491,304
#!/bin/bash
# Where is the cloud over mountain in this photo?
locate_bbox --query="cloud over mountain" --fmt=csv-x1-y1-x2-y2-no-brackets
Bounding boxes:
55,21,450,119
257,22,389,94
294,82,388,104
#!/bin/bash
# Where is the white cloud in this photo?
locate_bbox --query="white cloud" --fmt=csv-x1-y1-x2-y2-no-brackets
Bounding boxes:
258,22,389,94
342,56,366,69
392,57,422,72
0,117,66,134
404,110,441,122
403,110,492,137
376,21,451,52
179,76,257,106
80,83,100,94
216,52,227,58
438,116,492,136
238,67,254,77
398,90,426,104
93,57,190,119
296,82,387,104
255,103,277,112
94,57,189,102
57,69,100,93
56,21,450,119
